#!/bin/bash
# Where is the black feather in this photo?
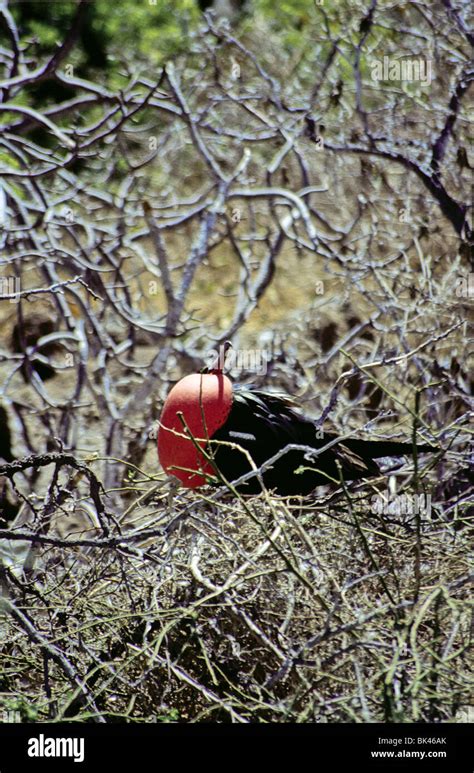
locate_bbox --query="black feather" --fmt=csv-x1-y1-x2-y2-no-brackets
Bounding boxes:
208,388,435,496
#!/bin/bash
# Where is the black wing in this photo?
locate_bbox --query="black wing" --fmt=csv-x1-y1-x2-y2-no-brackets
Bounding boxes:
208,389,380,495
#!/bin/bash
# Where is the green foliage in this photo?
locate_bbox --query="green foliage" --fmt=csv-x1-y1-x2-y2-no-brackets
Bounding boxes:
12,1,108,72
11,0,200,76
156,708,180,721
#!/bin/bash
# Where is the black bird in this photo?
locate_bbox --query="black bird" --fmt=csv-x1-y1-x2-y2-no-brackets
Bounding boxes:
209,387,435,495
157,366,435,496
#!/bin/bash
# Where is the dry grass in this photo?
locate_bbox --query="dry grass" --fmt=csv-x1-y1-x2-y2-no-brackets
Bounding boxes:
0,473,471,722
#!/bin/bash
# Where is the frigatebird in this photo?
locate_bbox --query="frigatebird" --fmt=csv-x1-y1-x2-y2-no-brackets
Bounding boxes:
157,346,435,496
